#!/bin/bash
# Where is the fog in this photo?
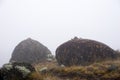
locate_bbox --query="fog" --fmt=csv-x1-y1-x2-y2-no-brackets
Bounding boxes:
0,0,120,67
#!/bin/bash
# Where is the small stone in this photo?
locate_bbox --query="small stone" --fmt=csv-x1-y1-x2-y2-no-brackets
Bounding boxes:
39,67,48,73
107,64,118,72
60,64,65,67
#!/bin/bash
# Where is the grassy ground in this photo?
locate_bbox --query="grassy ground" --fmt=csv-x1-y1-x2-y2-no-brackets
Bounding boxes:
28,59,120,80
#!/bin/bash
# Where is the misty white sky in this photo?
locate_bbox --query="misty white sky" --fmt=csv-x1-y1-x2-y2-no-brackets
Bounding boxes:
0,0,120,67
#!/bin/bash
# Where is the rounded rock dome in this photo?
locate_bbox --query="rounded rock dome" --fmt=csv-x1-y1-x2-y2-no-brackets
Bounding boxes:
56,37,116,66
10,38,51,64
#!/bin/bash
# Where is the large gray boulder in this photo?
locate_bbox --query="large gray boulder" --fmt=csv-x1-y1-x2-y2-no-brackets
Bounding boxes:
10,38,51,64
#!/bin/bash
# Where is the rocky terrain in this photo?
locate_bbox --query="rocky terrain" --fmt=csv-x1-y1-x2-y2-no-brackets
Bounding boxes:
1,37,120,80
10,38,52,64
56,37,116,66
1,59,120,80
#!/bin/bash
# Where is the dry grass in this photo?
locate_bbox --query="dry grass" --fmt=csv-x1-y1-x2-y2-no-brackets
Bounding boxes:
34,60,58,71
31,60,120,80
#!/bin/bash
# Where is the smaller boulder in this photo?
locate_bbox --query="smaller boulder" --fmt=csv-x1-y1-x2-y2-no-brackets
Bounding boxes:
10,38,52,64
107,64,118,72
39,67,48,74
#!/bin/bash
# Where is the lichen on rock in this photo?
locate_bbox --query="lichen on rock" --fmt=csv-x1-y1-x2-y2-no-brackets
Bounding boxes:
0,62,35,80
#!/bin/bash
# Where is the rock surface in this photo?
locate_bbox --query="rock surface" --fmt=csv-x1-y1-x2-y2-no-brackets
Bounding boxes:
56,37,116,66
0,62,35,80
10,38,51,64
